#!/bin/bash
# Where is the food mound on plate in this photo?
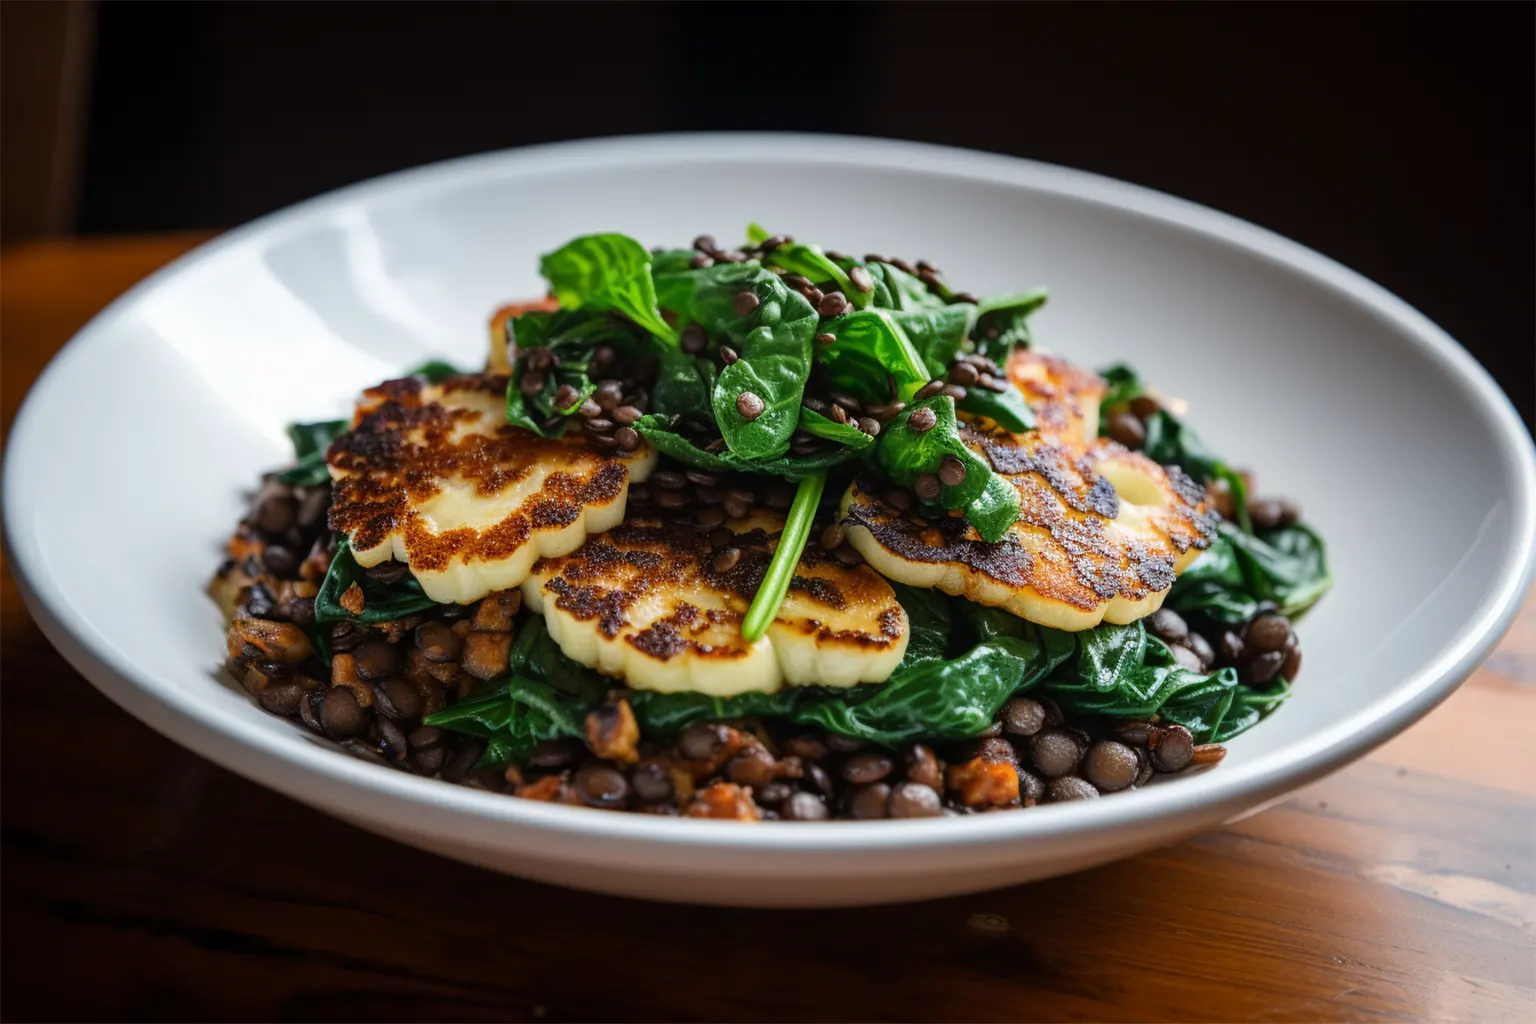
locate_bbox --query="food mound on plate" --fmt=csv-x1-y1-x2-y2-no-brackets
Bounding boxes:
211,227,1331,820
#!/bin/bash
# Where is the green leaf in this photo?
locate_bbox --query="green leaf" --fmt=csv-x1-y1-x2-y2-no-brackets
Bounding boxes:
627,633,1062,748
651,348,714,417
510,615,611,706
972,288,1047,359
502,308,639,437
287,419,349,459
1164,527,1331,630
747,223,873,310
505,363,594,437
624,688,809,740
960,604,1029,643
819,308,932,405
957,385,1036,433
275,419,348,486
1098,364,1144,410
649,248,698,275
866,261,946,311
889,305,976,378
313,539,438,625
507,307,639,353
1037,622,1247,742
1074,619,1150,687
966,472,1025,544
1222,521,1332,618
404,359,463,384
795,636,1054,745
656,261,818,344
796,406,874,450
540,233,679,345
633,415,861,480
889,583,954,667
425,616,611,764
1161,537,1261,626
712,316,818,459
425,676,586,761
1203,679,1291,743
874,394,1020,543
655,262,819,460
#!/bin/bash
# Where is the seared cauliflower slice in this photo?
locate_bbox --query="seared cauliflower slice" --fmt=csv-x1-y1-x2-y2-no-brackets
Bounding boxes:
327,374,656,605
522,514,909,695
842,425,1215,632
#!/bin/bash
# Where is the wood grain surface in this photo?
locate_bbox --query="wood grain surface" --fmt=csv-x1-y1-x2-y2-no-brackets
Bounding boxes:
2,237,1532,1023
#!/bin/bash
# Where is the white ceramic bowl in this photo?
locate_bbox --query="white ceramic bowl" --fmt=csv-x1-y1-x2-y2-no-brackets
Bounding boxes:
6,135,1533,907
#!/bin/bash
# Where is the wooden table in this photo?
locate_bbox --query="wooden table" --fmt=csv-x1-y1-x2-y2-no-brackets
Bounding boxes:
3,237,1532,1023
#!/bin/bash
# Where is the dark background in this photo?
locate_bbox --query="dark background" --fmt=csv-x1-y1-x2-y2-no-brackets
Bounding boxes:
27,1,1536,421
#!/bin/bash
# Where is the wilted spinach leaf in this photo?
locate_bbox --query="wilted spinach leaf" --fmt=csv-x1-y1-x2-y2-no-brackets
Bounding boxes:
960,603,1030,643
1240,522,1330,616
275,419,348,486
425,617,611,764
1161,534,1257,625
540,233,678,345
404,359,462,384
796,406,874,450
972,289,1047,359
623,688,808,740
713,316,817,459
890,304,976,378
818,308,931,406
503,615,611,706
957,384,1036,433
792,636,1059,745
1037,621,1247,742
502,308,638,436
314,540,438,625
1169,521,1331,624
627,633,1065,747
1196,679,1290,743
505,364,596,436
651,347,714,417
648,248,698,275
425,677,586,762
633,415,861,480
889,582,954,667
875,395,1020,543
865,261,946,311
747,223,871,310
656,262,819,460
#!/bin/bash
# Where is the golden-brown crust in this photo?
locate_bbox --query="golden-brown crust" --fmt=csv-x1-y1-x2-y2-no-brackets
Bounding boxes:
532,519,905,666
326,374,646,583
1004,349,1107,445
843,424,1217,621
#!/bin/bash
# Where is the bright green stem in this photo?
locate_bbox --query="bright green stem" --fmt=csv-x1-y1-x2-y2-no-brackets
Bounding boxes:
741,470,828,641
